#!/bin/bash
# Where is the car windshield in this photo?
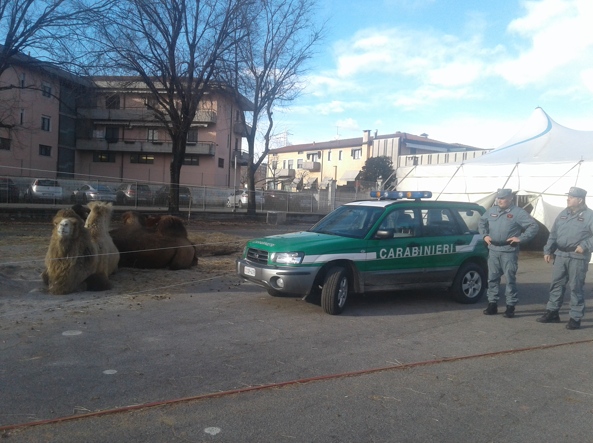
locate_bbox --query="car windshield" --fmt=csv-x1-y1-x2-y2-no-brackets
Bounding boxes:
309,205,385,239
97,185,113,192
37,180,58,187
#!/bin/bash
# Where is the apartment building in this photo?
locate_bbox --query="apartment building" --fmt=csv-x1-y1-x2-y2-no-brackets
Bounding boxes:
268,130,489,190
0,53,251,188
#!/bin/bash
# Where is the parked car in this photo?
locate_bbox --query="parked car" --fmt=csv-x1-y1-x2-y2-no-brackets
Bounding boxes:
226,190,265,208
237,190,488,315
115,183,152,206
23,179,63,203
153,185,192,206
0,177,20,203
261,191,314,211
71,184,117,204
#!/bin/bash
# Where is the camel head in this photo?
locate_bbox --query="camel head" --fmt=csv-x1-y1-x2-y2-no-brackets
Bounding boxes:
52,209,84,243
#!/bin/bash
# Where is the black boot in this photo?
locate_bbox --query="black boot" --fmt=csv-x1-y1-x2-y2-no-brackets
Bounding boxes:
536,310,560,323
566,318,581,330
483,302,498,315
503,305,515,318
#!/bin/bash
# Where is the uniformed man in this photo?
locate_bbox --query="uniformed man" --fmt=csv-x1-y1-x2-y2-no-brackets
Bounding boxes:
537,186,593,329
479,188,539,318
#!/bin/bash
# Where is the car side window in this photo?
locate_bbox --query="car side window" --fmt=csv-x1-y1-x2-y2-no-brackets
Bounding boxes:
455,208,481,233
379,209,418,237
421,208,462,236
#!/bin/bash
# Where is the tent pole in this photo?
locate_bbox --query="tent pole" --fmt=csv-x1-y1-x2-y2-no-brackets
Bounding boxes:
393,165,417,190
501,162,519,190
435,163,464,201
521,160,583,209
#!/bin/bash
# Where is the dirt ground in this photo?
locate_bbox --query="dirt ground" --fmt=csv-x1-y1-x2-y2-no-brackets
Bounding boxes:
0,217,285,324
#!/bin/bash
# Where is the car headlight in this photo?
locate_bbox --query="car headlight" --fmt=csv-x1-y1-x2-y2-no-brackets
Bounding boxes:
270,252,304,264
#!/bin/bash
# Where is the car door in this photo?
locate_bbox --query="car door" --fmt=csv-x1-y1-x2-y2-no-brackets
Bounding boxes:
362,207,430,291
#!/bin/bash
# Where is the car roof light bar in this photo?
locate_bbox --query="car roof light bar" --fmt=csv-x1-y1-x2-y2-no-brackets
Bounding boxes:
370,190,432,200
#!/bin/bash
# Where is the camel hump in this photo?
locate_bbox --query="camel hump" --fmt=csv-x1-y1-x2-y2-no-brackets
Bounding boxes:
157,215,188,237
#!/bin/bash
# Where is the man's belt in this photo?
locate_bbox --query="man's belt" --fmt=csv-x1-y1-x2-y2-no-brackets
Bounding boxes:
490,241,514,247
556,246,576,252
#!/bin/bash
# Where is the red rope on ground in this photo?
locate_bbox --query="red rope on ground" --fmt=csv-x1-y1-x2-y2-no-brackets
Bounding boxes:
1,338,592,432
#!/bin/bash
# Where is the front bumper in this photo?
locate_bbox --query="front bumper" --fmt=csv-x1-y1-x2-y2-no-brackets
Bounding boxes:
236,258,319,296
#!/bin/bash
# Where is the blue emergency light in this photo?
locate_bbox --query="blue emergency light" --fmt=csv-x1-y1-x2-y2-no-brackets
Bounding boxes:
370,190,432,200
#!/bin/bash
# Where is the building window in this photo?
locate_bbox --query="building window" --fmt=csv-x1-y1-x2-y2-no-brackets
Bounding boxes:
283,160,287,169
218,157,224,168
351,148,362,159
327,151,331,161
187,129,198,143
19,73,25,88
147,129,159,142
41,82,52,97
339,150,343,160
93,151,116,162
105,127,119,143
183,154,200,165
297,159,303,169
106,95,120,109
287,159,294,169
39,144,52,156
130,154,154,164
20,109,24,125
0,137,10,150
41,115,51,131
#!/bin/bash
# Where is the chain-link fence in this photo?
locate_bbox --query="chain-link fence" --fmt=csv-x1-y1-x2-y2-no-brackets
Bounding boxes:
0,175,365,215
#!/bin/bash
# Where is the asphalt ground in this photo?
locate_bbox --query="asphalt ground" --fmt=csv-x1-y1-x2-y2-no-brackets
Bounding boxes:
1,242,592,442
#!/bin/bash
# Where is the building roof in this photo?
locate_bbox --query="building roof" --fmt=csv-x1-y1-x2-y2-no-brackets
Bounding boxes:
270,132,482,155
270,137,364,154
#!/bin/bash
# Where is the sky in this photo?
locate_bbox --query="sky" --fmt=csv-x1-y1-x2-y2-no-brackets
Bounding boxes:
269,0,593,152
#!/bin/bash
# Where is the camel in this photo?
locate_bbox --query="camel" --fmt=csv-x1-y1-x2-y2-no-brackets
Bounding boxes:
84,201,119,276
42,208,112,295
110,211,198,270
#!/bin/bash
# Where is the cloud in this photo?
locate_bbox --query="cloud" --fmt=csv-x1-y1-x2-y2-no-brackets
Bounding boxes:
496,0,593,86
335,118,359,131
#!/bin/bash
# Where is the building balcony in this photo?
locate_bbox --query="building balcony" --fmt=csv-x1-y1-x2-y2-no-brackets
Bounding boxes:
277,168,295,179
77,108,217,125
301,161,320,172
76,138,216,155
232,150,249,166
233,121,251,136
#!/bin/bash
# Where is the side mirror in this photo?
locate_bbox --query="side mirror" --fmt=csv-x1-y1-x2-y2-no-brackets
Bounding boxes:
374,228,394,239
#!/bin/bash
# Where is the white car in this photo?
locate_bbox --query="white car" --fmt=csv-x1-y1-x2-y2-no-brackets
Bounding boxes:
226,190,265,208
23,179,63,203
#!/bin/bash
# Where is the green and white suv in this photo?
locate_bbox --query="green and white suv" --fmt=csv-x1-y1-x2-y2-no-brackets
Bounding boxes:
237,191,488,315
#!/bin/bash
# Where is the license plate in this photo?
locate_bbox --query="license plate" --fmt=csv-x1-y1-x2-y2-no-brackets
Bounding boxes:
244,266,256,277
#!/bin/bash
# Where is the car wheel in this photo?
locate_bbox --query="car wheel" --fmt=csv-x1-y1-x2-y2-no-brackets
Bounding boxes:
321,266,349,315
238,200,243,208
226,199,232,208
451,262,486,304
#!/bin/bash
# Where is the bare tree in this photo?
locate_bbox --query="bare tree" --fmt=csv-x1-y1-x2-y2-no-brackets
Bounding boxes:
0,0,113,76
233,0,324,214
85,0,248,212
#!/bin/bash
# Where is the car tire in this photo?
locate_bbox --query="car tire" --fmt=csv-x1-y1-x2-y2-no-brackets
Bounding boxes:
321,266,349,315
238,200,243,209
451,262,486,304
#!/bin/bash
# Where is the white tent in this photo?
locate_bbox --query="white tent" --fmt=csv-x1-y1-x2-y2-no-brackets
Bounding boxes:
396,107,593,230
